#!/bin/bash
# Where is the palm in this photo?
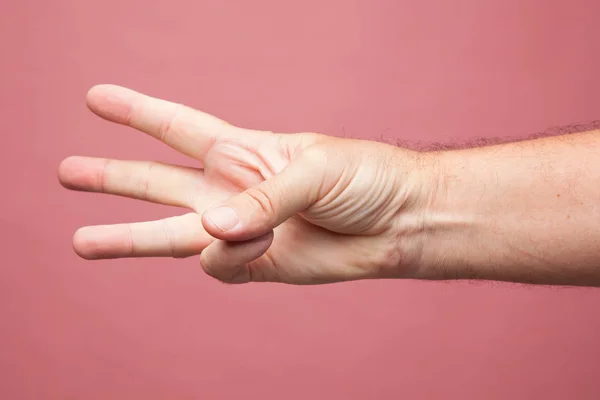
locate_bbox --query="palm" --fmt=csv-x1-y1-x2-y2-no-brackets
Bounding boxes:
60,85,401,284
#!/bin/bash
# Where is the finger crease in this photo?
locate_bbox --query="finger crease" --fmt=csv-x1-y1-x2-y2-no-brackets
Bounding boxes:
246,262,254,283
127,224,135,257
247,188,276,224
163,219,176,258
158,104,183,143
142,162,156,201
100,159,111,193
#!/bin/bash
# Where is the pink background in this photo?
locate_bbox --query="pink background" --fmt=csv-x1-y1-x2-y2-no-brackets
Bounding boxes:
2,1,600,398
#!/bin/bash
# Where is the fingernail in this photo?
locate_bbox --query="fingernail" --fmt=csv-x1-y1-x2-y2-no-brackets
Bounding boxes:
205,206,239,232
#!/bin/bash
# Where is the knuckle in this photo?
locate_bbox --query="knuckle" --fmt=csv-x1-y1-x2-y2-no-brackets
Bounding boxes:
244,186,276,222
161,218,176,258
302,144,331,165
200,258,240,284
157,103,184,142
199,255,219,280
98,159,112,193
140,161,158,201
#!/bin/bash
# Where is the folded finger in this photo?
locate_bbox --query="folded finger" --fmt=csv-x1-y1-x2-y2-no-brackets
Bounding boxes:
199,231,274,284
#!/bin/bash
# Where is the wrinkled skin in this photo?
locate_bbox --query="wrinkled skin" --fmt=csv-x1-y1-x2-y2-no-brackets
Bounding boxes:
59,85,430,284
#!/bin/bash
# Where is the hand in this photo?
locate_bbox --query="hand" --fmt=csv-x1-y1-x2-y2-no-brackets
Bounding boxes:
59,85,432,284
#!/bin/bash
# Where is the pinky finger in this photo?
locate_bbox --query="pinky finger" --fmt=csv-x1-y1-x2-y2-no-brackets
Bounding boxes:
200,231,274,284
73,213,211,259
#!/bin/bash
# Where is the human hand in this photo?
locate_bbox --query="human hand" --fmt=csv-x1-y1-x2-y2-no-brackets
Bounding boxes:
59,85,434,284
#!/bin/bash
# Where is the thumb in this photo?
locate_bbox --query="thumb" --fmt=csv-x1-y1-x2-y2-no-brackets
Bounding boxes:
202,147,328,241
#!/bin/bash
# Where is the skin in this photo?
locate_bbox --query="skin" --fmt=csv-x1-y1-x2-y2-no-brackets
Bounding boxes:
58,85,600,286
418,130,600,286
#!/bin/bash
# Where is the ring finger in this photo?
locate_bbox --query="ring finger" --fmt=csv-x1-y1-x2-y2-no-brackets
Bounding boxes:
73,213,212,259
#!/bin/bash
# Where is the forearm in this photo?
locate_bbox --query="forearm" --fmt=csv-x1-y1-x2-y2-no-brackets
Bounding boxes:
412,130,600,286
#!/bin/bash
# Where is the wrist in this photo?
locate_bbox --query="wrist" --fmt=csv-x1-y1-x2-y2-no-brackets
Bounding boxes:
391,148,489,281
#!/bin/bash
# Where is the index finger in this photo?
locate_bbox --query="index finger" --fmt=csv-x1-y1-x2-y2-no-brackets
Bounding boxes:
86,84,248,160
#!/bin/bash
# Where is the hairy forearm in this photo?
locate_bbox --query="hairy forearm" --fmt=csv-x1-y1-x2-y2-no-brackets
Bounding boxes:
412,129,600,286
